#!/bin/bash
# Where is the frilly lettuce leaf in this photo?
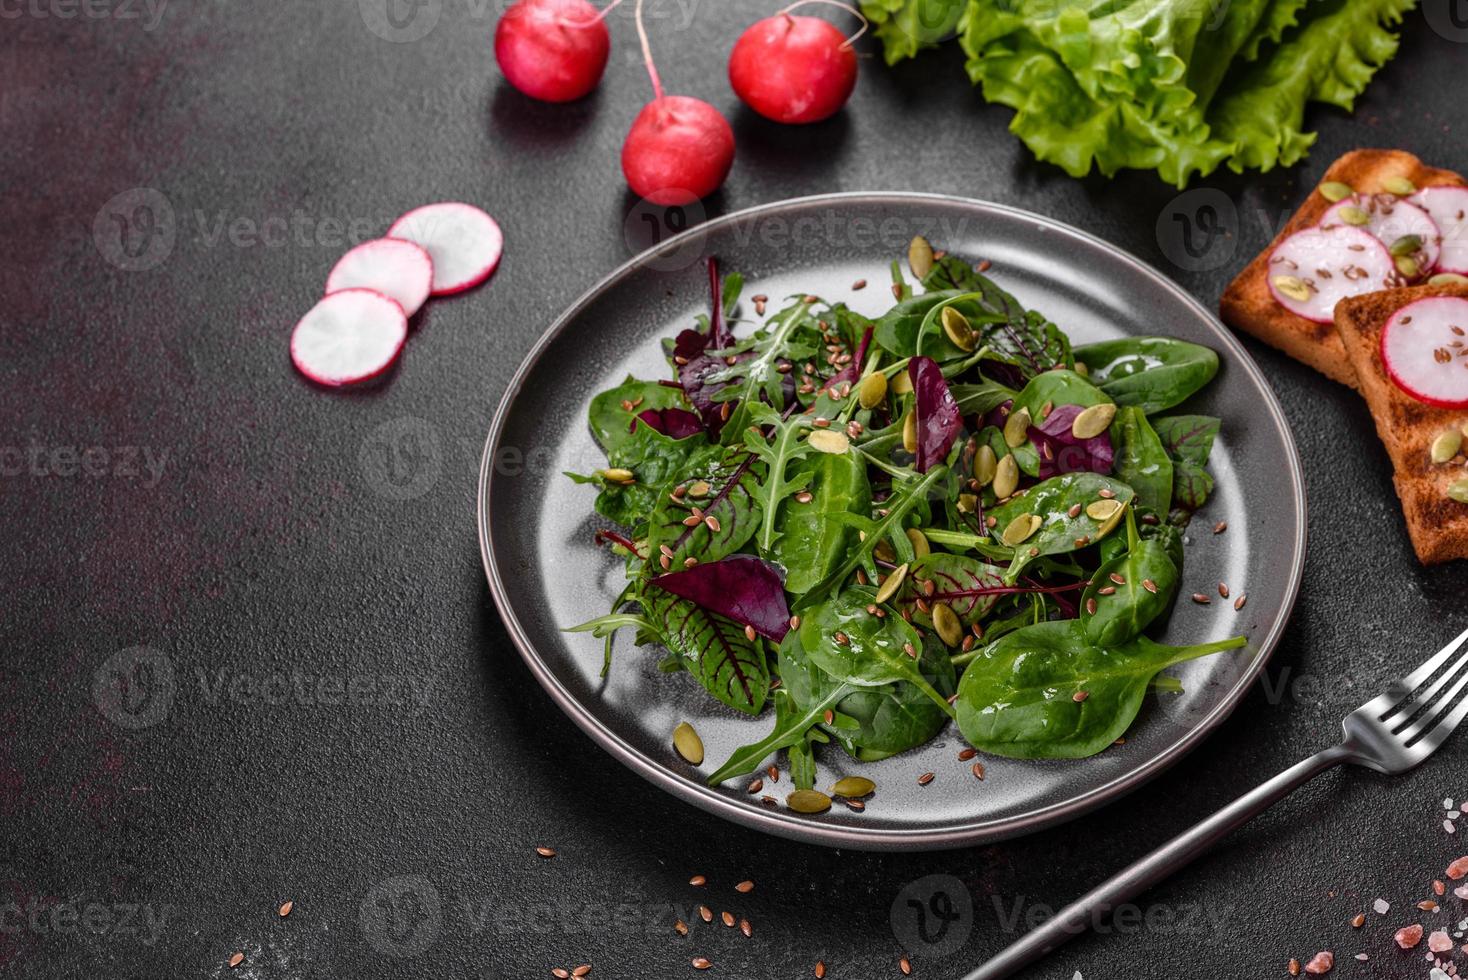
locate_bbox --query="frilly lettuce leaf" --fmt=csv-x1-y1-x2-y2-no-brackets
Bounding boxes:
860,0,968,64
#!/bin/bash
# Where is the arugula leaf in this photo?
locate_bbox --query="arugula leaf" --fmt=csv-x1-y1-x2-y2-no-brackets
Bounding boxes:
643,587,770,716
955,619,1247,759
743,403,815,553
707,683,849,785
711,298,818,443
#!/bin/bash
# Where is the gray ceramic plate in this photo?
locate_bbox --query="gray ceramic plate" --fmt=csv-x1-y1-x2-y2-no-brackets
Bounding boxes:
478,193,1306,851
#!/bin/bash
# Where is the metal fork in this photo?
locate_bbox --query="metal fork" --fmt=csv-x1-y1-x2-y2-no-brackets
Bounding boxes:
967,626,1468,980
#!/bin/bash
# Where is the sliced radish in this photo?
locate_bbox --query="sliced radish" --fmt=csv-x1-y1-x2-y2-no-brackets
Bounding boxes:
1381,296,1468,409
325,238,434,317
1266,225,1395,324
290,289,408,387
1319,193,1441,280
387,203,503,296
1409,186,1468,274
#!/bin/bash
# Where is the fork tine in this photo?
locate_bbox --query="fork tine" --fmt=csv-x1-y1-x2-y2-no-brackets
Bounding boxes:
1378,626,1468,719
1397,664,1468,747
1390,644,1468,731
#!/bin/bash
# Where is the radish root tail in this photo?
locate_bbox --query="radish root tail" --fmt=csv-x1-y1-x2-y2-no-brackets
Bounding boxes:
777,0,869,48
634,0,666,100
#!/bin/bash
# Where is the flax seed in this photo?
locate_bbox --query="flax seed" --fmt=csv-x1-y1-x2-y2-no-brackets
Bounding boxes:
690,875,707,887
693,957,712,970
1213,521,1227,534
573,966,592,978
745,624,757,642
675,920,689,936
958,747,977,761
279,901,293,917
735,880,754,894
553,970,570,979
1234,594,1247,610
816,961,827,978
1110,572,1126,585
1073,691,1090,702
722,911,735,928
229,953,245,969
1085,598,1098,616
768,765,779,782
972,762,985,780
1192,593,1211,604
1142,579,1157,594
748,779,763,794
740,918,752,937
537,847,557,858
900,957,912,975
918,771,935,786
1218,582,1230,599
699,906,713,923
1098,586,1116,596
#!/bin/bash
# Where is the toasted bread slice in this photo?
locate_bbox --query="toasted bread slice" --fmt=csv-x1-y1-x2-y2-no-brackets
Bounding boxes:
1334,282,1468,565
1220,149,1466,389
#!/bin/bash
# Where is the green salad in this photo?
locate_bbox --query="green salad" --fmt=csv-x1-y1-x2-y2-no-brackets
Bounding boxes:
569,244,1245,806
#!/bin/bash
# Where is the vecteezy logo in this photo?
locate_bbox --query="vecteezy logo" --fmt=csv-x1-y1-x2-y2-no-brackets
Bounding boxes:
359,874,443,958
1424,0,1468,41
359,417,443,501
92,647,176,730
1155,188,1238,273
92,188,176,273
358,0,442,43
622,195,708,272
890,874,974,958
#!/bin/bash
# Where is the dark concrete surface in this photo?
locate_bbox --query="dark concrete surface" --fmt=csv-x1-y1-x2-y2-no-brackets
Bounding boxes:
3,2,1468,978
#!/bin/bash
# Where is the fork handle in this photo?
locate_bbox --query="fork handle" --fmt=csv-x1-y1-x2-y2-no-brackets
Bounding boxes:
964,744,1355,980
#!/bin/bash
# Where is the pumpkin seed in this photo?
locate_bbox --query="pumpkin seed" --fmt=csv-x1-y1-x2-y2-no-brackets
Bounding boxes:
1003,407,1032,448
1429,272,1468,286
874,563,908,604
858,372,888,409
1337,206,1371,226
787,789,832,814
1001,513,1040,547
956,492,978,514
673,722,704,765
873,538,896,563
1074,361,1089,378
1086,499,1123,521
902,411,918,453
973,444,998,486
1395,255,1420,279
1449,478,1468,504
1382,175,1417,196
1389,234,1423,257
688,481,711,498
601,468,636,485
890,369,913,395
1095,502,1127,539
908,236,935,279
1319,181,1354,202
1432,429,1464,464
808,429,851,455
941,307,976,351
905,528,930,559
992,454,1020,499
932,602,963,647
1271,275,1311,302
831,776,876,798
1071,403,1117,440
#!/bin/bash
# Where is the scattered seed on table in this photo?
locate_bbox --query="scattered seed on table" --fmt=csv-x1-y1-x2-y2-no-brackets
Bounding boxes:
675,920,689,936
735,880,754,894
815,961,827,979
689,874,706,887
972,762,985,780
1219,583,1230,599
278,901,293,917
918,772,935,786
1433,879,1446,895
537,847,557,859
1288,959,1300,977
900,956,912,976
693,957,712,970
1192,593,1211,605
573,966,592,978
1418,900,1439,911
1352,913,1366,928
740,918,753,937
1213,521,1228,534
553,970,570,979
229,953,245,969
699,906,713,923
722,911,735,928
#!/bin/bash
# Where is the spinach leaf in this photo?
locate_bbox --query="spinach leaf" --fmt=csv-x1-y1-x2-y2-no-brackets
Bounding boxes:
1109,406,1173,517
771,450,872,594
1151,415,1220,465
645,448,763,566
818,636,957,762
873,289,966,357
798,589,957,719
986,473,1137,580
588,378,693,453
954,620,1247,759
1072,338,1219,414
950,380,1018,415
704,686,845,786
643,587,770,716
742,402,815,553
1012,369,1112,417
568,422,710,526
1080,510,1180,647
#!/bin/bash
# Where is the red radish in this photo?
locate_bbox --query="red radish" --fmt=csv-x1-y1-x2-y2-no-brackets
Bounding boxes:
1409,185,1468,274
1380,295,1468,408
495,0,619,103
290,289,408,387
1266,225,1394,324
1319,193,1441,279
325,239,434,317
621,0,735,205
388,203,504,296
729,2,863,124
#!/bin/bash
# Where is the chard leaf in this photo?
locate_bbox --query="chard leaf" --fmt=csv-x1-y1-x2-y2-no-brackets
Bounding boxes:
643,588,770,716
651,555,791,642
1150,415,1220,466
1172,459,1216,512
645,448,763,567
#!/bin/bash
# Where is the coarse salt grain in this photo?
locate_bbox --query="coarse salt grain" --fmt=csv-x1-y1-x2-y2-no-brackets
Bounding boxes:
1447,820,1458,834
1430,931,1454,953
1396,924,1425,949
1374,899,1391,915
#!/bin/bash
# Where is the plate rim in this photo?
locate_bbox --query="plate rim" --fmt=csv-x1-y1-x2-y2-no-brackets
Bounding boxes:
477,191,1308,851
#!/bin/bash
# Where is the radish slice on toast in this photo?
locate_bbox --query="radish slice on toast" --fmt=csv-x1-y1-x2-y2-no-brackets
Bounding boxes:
1320,193,1441,279
291,289,408,387
1267,225,1395,324
1381,296,1468,409
387,203,503,296
326,239,434,317
1409,186,1468,275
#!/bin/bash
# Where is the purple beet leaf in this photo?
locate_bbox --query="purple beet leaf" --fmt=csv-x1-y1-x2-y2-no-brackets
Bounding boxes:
634,407,705,440
652,554,790,642
1031,404,1114,477
910,356,962,473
